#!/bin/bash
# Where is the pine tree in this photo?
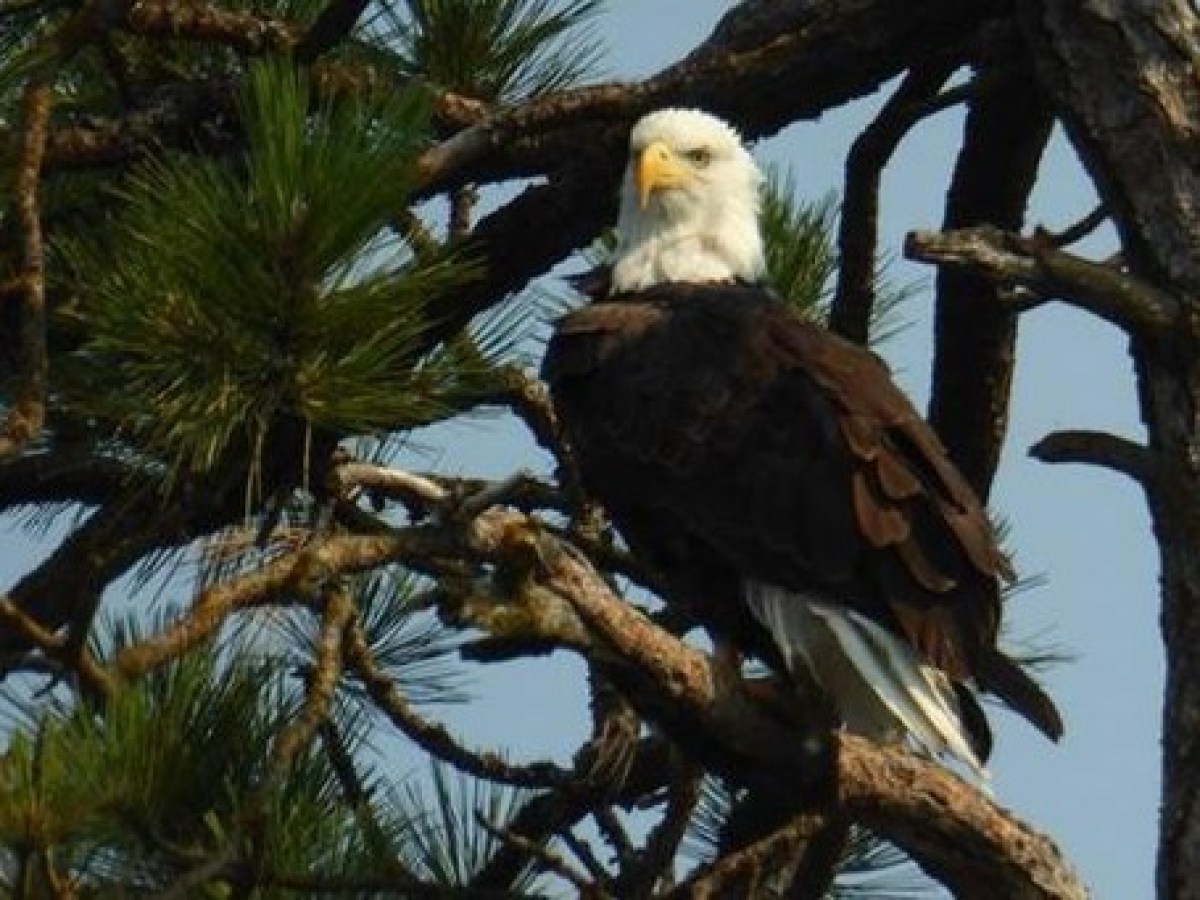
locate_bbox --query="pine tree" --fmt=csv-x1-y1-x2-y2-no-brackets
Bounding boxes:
1,1,1149,897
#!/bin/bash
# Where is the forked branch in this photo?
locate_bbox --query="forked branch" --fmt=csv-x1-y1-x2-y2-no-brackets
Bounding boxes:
907,225,1179,336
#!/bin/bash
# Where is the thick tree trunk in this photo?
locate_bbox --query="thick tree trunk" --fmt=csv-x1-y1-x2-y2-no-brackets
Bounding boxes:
1018,2,1200,895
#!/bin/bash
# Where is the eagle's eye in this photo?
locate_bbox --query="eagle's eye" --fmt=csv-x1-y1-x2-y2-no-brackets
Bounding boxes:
684,147,712,167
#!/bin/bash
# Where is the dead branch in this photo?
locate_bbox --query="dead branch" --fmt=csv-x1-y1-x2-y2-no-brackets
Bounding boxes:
341,615,573,790
926,64,1053,500
831,63,956,345
1029,429,1153,485
906,225,1180,336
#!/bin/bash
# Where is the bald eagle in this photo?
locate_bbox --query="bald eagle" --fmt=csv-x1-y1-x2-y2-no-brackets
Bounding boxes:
542,109,1062,775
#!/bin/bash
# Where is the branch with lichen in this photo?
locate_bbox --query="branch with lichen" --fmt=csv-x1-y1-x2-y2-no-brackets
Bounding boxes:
470,516,1087,899
270,582,356,771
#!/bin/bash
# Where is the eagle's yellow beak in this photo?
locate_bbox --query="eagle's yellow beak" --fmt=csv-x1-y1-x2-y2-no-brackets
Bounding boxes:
636,140,691,210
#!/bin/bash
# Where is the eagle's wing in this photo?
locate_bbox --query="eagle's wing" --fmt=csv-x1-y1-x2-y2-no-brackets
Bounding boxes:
545,287,1061,740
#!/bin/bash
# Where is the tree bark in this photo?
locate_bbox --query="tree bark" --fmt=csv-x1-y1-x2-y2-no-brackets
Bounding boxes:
1017,2,1200,895
929,59,1053,499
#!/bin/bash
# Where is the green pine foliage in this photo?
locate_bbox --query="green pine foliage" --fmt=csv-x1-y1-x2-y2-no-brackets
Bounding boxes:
371,0,605,102
282,570,472,707
760,170,839,318
0,640,319,894
398,761,543,891
760,166,914,347
55,61,499,483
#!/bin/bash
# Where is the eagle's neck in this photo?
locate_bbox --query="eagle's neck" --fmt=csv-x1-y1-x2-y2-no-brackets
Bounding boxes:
610,204,765,294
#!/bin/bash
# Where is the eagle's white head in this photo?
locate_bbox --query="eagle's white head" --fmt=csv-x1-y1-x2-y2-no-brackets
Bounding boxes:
610,108,766,294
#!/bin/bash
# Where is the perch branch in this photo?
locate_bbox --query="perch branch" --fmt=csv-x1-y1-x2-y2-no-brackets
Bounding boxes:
487,520,1088,899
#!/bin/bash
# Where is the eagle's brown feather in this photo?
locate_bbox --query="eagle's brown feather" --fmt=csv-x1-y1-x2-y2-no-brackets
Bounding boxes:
544,282,1062,745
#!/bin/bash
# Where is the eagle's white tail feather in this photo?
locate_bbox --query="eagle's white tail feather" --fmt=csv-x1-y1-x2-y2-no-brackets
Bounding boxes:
744,582,988,780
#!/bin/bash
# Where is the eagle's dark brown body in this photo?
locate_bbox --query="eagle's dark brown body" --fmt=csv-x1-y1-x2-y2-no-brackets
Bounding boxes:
543,283,1062,751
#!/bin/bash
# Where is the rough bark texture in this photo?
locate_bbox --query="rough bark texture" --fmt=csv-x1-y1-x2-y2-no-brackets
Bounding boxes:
1017,2,1200,896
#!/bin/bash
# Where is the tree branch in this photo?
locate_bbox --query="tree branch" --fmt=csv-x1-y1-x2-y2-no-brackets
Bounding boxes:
927,59,1053,499
342,615,573,790
1029,429,1154,485
831,62,956,345
482,519,1089,898
1,79,52,459
270,582,355,771
906,225,1180,335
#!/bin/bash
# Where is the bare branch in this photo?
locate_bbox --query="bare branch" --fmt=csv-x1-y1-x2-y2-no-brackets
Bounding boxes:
331,462,451,508
906,225,1180,335
1029,429,1153,484
927,63,1052,500
342,615,573,790
831,63,956,345
667,813,828,899
1039,205,1109,248
476,813,612,898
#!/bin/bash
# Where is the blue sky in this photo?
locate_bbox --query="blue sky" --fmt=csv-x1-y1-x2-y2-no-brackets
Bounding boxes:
0,3,1159,896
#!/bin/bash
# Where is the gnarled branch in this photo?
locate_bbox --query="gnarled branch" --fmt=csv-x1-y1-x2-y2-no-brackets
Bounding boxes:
906,225,1180,335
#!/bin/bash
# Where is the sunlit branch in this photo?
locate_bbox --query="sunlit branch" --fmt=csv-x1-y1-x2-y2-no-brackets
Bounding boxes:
0,595,116,698
270,583,355,771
